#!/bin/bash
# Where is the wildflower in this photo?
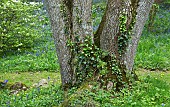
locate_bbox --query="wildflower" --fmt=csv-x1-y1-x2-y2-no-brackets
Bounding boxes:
0,80,8,88
4,80,8,83
48,76,50,80
161,73,165,76
6,101,10,106
36,52,39,56
37,87,40,92
161,103,165,106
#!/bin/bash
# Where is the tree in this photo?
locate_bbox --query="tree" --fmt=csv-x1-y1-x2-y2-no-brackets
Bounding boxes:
147,0,164,32
45,0,154,90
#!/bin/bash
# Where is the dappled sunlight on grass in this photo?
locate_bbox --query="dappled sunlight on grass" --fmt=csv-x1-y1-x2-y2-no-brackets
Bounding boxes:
0,72,61,86
136,69,170,84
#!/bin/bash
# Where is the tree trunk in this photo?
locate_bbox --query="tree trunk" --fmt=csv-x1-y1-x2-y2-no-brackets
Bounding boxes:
45,0,73,88
123,0,155,72
45,0,93,88
46,0,154,89
95,0,154,82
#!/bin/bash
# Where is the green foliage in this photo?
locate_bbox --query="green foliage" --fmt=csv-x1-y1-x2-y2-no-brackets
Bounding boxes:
60,75,170,107
92,2,106,32
118,14,132,55
146,4,170,34
135,7,170,70
68,36,122,88
0,85,64,107
152,9,170,34
0,39,59,72
135,34,170,70
1,71,170,106
0,0,46,54
0,0,57,72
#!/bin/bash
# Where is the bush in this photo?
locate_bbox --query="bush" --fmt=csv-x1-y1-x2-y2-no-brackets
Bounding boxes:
0,0,46,54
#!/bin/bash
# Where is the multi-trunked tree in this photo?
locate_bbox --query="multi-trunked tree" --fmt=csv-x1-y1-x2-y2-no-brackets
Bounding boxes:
45,0,154,90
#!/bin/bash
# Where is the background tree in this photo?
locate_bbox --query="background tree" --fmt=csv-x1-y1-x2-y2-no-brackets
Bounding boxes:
147,0,163,32
45,0,154,90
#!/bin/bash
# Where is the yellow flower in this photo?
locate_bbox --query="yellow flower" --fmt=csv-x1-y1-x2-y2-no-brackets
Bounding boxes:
161,73,165,76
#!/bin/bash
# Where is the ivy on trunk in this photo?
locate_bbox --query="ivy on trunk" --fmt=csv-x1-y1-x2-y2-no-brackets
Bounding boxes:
45,0,154,90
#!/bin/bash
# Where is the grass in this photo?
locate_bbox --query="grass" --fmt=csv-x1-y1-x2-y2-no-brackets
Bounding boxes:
0,2,169,72
0,34,59,72
135,33,170,71
0,72,62,107
136,69,170,83
0,71,61,86
0,2,170,107
0,71,170,106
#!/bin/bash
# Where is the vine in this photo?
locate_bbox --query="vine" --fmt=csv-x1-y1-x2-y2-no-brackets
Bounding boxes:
118,1,139,55
61,1,139,91
67,35,128,91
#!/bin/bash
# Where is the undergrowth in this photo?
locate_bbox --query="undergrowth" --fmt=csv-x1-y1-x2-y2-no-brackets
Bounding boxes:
0,1,169,107
0,74,169,107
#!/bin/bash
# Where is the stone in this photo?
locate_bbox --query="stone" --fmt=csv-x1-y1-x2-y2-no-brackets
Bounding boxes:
32,79,49,88
10,82,28,90
10,82,28,95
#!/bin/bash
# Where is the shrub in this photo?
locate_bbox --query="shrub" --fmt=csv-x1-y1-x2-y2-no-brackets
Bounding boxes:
0,0,46,54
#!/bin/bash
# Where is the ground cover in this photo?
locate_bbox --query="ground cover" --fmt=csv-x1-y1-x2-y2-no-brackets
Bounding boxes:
0,1,169,107
0,70,170,106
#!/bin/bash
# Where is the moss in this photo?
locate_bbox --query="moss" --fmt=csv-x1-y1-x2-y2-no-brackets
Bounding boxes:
59,82,100,107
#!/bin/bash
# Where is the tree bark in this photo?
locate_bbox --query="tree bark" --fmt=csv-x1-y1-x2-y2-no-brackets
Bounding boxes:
123,0,155,72
46,0,154,89
46,0,93,88
94,0,154,83
45,0,73,87
95,0,154,71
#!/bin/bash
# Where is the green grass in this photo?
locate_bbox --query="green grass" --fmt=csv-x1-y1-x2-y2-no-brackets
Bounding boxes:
0,71,170,106
135,33,170,71
136,69,170,84
0,72,61,86
0,2,170,107
1,2,169,72
0,35,59,72
0,72,62,107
